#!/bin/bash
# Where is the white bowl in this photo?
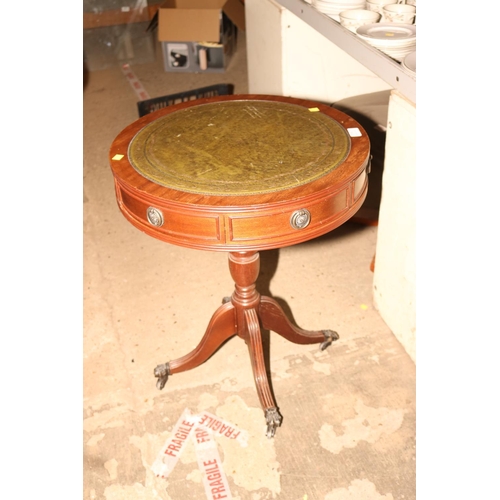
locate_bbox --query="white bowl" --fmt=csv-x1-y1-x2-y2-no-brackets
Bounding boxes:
339,9,382,32
366,0,397,14
382,3,416,24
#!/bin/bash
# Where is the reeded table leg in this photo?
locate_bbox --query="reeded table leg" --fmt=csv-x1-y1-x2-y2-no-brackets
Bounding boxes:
154,302,237,389
154,250,339,437
259,296,339,350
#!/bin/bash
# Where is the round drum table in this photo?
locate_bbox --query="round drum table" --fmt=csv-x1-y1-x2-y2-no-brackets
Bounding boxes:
109,95,370,437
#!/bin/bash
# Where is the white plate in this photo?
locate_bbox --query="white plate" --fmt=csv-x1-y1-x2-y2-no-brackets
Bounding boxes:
356,23,416,40
402,51,416,73
358,35,416,45
382,46,415,61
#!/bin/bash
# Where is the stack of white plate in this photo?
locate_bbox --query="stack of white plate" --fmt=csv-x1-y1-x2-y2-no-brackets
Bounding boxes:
312,0,366,22
401,51,416,76
356,23,416,61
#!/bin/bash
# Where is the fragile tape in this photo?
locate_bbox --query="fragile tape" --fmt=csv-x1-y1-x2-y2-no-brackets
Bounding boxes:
152,408,248,498
121,63,150,101
151,408,197,478
193,427,233,500
197,411,249,448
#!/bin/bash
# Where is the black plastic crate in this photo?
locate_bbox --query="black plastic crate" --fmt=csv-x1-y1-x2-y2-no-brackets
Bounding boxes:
137,84,234,117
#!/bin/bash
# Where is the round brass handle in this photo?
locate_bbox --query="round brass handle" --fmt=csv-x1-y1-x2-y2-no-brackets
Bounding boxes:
146,207,164,227
290,209,311,230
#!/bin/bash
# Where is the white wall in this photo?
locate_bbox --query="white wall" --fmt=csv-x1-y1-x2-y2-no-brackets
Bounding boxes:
246,0,284,95
246,0,391,101
373,91,416,362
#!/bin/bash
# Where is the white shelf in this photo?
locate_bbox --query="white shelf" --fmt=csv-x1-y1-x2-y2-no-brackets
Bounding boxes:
276,0,416,104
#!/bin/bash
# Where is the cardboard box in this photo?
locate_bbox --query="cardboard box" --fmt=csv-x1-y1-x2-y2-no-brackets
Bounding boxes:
155,0,245,73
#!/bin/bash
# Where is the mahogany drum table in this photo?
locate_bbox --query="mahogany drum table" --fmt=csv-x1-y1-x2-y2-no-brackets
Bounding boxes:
109,95,370,437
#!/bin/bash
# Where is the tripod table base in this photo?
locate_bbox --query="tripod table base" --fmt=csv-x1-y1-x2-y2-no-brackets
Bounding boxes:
153,251,339,438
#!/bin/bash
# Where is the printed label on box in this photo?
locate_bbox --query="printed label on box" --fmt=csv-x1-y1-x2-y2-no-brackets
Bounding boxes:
167,43,190,69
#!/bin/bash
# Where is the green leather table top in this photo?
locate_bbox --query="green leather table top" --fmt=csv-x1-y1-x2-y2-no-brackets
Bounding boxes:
128,100,351,196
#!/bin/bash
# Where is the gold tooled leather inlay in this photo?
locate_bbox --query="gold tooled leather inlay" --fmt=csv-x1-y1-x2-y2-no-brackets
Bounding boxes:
128,100,351,196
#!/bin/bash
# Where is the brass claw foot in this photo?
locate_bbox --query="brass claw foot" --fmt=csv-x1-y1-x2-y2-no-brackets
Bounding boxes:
265,407,283,438
319,329,340,351
154,362,171,390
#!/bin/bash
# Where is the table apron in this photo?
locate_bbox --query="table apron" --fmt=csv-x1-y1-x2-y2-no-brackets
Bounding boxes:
113,169,367,251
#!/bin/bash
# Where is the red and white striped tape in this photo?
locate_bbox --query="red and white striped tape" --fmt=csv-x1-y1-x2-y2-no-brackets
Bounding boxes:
121,63,150,101
197,410,248,447
151,408,196,478
152,408,248,499
193,427,233,500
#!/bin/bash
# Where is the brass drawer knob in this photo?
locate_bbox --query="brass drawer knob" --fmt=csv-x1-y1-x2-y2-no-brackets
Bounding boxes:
290,209,311,230
146,207,164,227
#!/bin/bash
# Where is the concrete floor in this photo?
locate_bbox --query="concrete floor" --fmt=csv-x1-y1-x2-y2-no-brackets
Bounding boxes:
83,31,415,500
